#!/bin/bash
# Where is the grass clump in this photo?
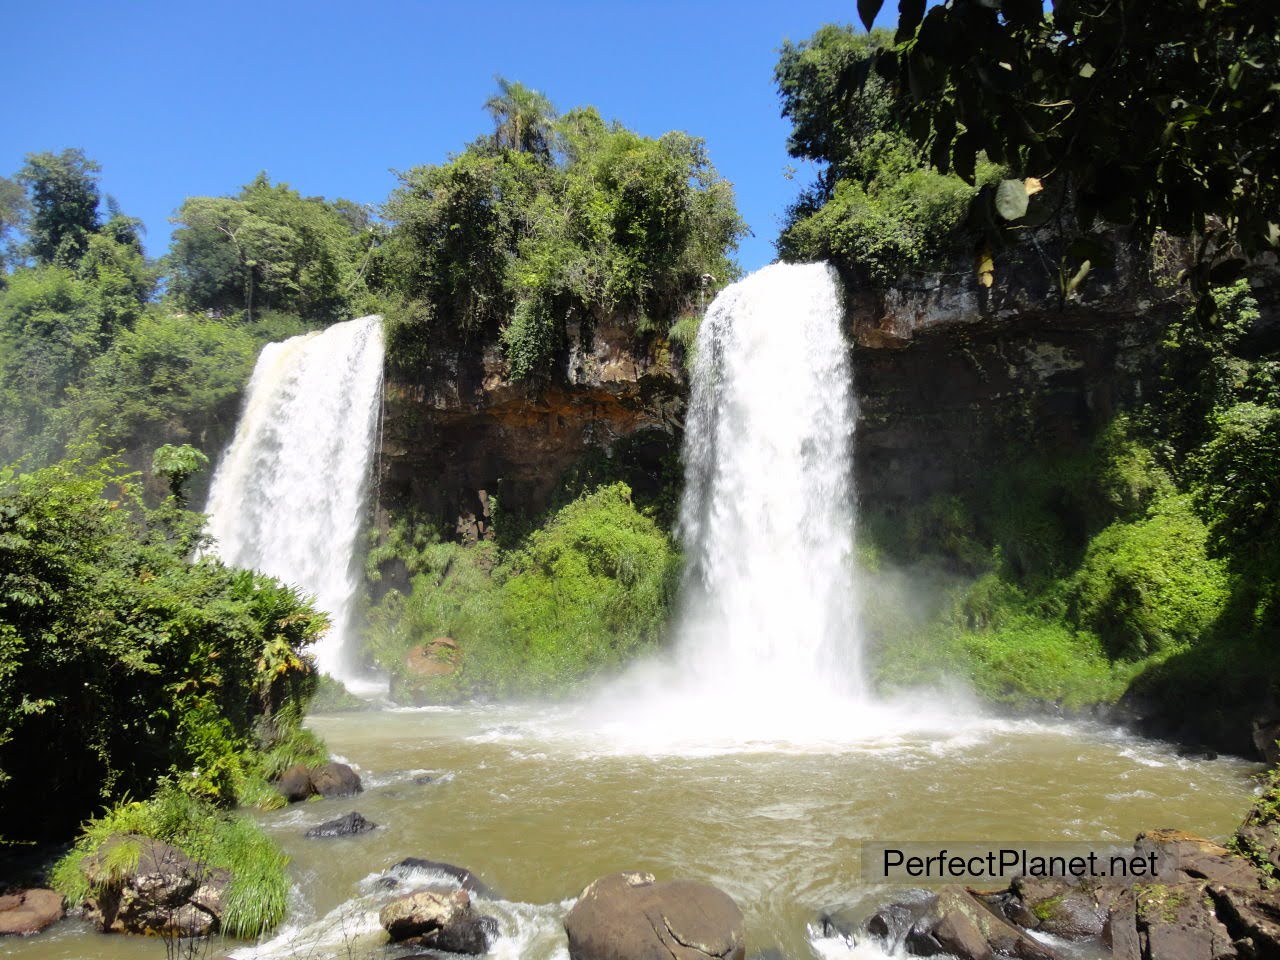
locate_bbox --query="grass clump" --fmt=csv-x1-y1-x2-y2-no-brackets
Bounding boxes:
51,784,290,938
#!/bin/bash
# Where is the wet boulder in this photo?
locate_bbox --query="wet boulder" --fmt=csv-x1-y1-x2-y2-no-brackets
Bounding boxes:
904,885,1059,960
391,858,494,897
564,871,745,960
304,811,377,839
1006,876,1110,940
379,888,497,953
274,761,363,803
0,888,64,935
309,761,363,798
80,836,228,937
276,763,316,802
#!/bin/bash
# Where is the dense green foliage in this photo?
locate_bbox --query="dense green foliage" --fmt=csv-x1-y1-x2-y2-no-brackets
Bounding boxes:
851,0,1280,307
379,81,745,375
168,174,377,322
0,455,327,840
775,26,1003,282
51,785,290,937
367,483,679,701
866,283,1280,728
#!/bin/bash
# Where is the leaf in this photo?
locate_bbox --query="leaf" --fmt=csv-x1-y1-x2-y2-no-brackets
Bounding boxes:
896,0,926,42
976,247,995,287
1066,259,1092,295
995,179,1030,221
858,0,885,31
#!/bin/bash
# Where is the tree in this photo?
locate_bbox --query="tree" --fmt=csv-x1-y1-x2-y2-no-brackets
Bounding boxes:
16,149,102,266
151,443,210,502
168,176,370,321
851,0,1280,307
0,176,28,273
484,77,557,157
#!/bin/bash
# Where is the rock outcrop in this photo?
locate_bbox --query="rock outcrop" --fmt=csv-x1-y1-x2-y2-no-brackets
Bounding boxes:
564,871,746,960
0,888,63,936
80,836,228,937
853,827,1280,960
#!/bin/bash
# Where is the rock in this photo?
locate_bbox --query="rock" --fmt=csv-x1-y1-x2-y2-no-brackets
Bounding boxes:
840,888,934,950
406,637,461,679
1237,820,1280,879
0,888,64,935
564,871,745,960
81,836,228,937
304,811,377,839
309,762,362,798
1134,829,1263,888
1252,715,1280,764
393,858,494,897
1108,880,1238,960
379,888,497,953
1206,882,1280,955
276,763,316,803
904,885,1059,960
1008,876,1109,941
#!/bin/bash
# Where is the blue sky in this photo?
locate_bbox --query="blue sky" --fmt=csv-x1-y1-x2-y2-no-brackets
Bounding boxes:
4,1,906,272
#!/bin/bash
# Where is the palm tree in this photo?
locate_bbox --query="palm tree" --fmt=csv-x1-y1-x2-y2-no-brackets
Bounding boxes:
484,77,557,157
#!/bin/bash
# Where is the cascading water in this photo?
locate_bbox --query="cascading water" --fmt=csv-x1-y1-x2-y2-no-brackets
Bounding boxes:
584,262,888,747
203,315,384,688
677,261,861,700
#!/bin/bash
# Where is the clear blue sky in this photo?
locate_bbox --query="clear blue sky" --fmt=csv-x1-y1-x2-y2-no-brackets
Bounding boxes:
4,1,909,272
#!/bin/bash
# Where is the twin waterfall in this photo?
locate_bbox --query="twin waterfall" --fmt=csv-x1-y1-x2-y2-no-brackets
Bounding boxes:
203,264,863,715
203,316,384,687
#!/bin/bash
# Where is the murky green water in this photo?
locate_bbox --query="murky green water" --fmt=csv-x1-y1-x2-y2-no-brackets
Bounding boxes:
8,702,1261,960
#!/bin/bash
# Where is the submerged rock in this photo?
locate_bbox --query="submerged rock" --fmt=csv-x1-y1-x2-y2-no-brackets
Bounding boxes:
304,811,377,839
81,835,228,937
0,888,64,935
564,871,745,960
392,857,494,897
379,888,497,953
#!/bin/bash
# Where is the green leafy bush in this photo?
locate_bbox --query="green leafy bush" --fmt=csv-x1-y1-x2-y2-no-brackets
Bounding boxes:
369,483,678,700
1065,497,1229,660
0,454,327,840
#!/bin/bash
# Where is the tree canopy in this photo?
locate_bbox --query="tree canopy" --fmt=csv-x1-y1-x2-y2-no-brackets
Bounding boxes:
849,0,1280,303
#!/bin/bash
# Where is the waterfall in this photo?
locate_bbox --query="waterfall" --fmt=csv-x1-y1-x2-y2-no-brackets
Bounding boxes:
676,261,861,700
203,315,384,687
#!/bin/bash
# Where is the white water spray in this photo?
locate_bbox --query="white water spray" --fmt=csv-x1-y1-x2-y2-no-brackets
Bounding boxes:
203,315,384,687
677,261,861,700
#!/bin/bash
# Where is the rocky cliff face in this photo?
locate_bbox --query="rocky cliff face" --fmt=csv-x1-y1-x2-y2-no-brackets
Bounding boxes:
377,256,1185,535
378,315,684,537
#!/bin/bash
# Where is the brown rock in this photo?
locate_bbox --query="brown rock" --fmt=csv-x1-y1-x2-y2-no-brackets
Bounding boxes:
0,888,63,936
379,888,496,953
81,836,228,937
1135,829,1262,888
1206,882,1280,956
275,763,316,803
564,871,745,960
905,885,1058,960
309,762,362,798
